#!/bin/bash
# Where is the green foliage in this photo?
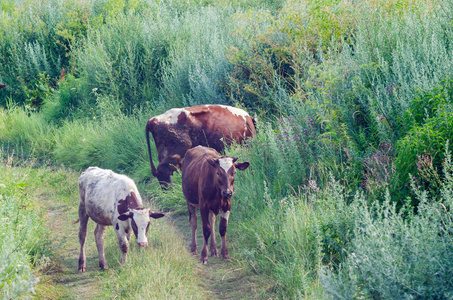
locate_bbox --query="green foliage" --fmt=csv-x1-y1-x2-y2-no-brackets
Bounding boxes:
0,106,55,160
0,162,57,299
394,115,453,203
53,109,149,173
159,7,235,108
71,6,173,112
41,74,87,123
226,10,293,113
393,79,453,203
0,0,67,106
321,151,453,298
2,0,453,298
408,78,453,127
232,175,354,298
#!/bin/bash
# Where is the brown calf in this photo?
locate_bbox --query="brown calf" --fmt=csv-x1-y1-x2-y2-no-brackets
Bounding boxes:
181,146,249,264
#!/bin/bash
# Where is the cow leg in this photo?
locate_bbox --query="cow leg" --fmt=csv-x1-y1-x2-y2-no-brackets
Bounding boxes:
200,207,211,264
209,210,218,257
78,196,89,272
188,204,197,255
220,211,230,260
115,227,130,265
94,224,108,270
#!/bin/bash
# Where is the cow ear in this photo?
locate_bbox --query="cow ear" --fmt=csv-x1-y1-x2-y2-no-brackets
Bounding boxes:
207,158,219,167
118,211,133,221
235,161,250,171
169,164,179,175
150,211,165,219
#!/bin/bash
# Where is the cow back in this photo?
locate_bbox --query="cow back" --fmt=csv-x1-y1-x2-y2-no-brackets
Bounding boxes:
78,167,144,225
181,146,220,206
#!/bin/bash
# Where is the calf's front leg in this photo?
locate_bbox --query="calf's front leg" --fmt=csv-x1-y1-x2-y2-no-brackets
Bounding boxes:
219,210,230,260
114,224,130,265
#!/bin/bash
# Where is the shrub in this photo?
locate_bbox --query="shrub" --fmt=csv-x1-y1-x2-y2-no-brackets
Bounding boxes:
321,151,453,298
393,78,453,204
232,175,354,298
159,7,234,108
393,114,453,204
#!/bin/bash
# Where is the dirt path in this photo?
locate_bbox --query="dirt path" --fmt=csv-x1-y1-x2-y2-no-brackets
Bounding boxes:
168,210,271,299
37,182,269,299
41,198,105,299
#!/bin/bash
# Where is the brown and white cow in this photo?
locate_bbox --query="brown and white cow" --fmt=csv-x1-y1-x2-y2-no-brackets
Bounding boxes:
77,167,164,272
181,146,250,264
146,104,255,186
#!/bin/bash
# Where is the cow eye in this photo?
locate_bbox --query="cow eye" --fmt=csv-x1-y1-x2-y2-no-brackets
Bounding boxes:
216,171,220,176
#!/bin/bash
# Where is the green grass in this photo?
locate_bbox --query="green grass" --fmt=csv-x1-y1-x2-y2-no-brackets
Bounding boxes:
0,154,212,299
2,0,453,297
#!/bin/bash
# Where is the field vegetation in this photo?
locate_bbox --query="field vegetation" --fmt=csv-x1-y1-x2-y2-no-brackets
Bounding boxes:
1,0,453,298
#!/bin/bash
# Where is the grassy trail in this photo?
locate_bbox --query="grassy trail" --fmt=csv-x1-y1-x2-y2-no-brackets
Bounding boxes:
29,166,269,299
169,211,270,299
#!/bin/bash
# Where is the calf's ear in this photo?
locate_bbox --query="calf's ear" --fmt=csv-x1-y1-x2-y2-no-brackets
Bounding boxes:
150,212,165,219
235,161,250,171
118,211,133,221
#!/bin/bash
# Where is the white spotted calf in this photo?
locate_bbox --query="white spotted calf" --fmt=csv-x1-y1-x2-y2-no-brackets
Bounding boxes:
77,167,164,272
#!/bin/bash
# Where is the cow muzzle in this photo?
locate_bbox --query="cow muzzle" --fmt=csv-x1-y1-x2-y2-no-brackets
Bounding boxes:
138,242,148,247
222,190,233,198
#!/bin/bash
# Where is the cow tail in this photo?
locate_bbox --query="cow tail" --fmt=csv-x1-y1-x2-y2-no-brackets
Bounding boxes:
146,123,158,177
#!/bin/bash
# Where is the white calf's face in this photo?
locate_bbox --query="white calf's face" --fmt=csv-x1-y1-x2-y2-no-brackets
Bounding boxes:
118,208,165,247
118,208,150,247
130,209,151,247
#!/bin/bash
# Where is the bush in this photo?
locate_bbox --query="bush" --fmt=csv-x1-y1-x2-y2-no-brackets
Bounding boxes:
159,7,234,108
393,115,453,204
321,148,453,299
393,79,453,204
232,174,354,298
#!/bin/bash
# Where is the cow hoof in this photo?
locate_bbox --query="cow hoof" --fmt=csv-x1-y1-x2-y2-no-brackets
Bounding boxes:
210,250,218,257
78,267,86,273
99,264,109,270
200,258,208,264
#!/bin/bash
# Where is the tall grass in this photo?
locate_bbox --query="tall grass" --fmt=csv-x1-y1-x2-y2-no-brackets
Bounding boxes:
71,8,171,111
99,208,208,299
0,157,58,299
53,105,154,175
159,7,236,108
321,148,453,298
0,105,54,160
2,0,453,298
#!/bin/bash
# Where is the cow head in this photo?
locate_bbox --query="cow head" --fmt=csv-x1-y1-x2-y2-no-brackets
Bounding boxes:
207,156,250,200
118,209,165,247
156,154,182,187
156,164,177,186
